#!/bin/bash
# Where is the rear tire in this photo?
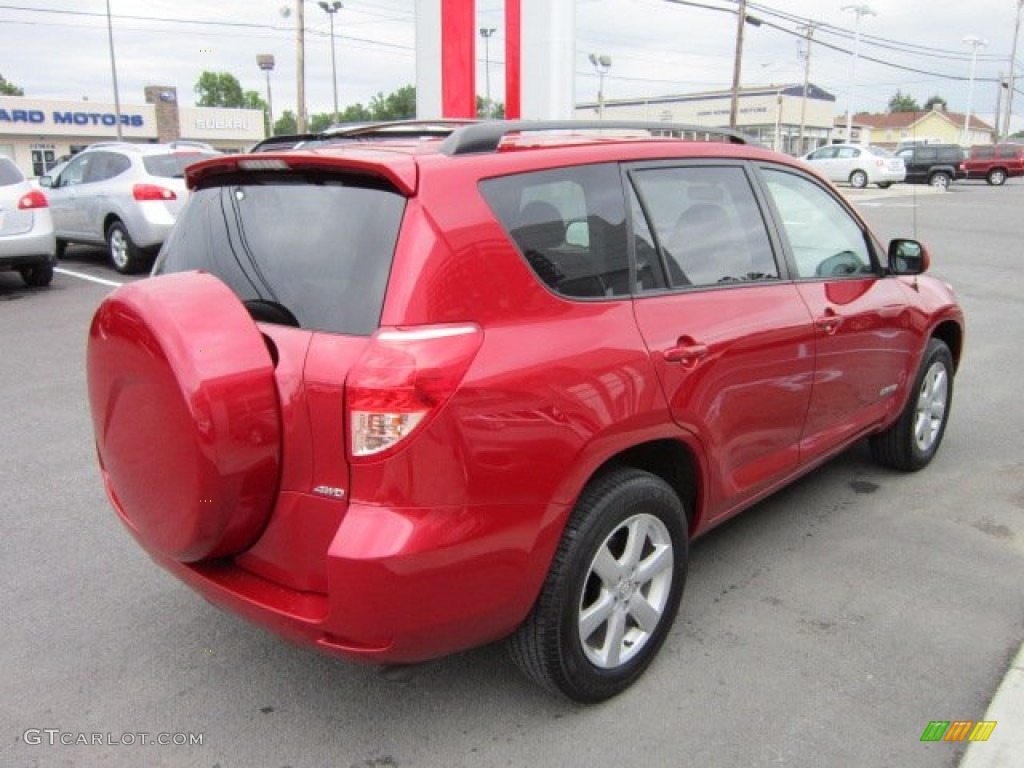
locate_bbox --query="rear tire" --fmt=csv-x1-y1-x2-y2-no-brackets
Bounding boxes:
928,172,951,189
986,168,1007,186
106,220,147,274
849,170,868,189
55,238,67,259
509,468,688,702
870,338,953,471
19,263,54,287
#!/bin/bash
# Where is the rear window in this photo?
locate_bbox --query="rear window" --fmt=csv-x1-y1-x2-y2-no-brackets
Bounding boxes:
142,152,219,178
0,157,24,185
154,174,406,335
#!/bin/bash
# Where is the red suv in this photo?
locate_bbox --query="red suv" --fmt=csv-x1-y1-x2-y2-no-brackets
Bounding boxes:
87,120,963,702
962,143,1024,185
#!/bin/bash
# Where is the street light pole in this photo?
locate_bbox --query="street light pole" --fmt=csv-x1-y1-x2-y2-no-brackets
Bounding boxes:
105,0,123,140
1004,0,1023,139
479,27,496,117
319,1,342,126
842,3,876,142
296,1,306,132
257,54,275,137
588,53,612,119
962,35,988,145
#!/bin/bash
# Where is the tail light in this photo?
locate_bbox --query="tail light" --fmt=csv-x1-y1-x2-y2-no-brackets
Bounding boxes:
346,324,483,459
133,183,177,201
18,189,48,209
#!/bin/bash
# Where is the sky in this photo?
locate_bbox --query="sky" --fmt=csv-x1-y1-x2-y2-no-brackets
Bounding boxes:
1,0,1021,130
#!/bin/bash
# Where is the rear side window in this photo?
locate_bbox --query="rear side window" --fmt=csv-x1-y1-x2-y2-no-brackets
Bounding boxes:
155,175,405,335
0,157,23,185
480,164,629,298
143,152,219,178
971,147,993,159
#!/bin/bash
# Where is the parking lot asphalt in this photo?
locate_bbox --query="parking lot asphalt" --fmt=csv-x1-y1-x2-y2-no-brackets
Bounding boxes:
1,180,1021,768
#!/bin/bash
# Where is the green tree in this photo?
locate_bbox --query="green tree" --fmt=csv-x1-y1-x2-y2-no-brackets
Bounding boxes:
923,95,948,111
888,91,921,113
0,73,24,96
369,85,416,120
341,103,373,122
274,109,297,136
194,71,245,108
477,96,505,119
309,113,334,132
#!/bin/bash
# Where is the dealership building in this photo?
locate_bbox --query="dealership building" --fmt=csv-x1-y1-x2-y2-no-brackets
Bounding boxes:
575,84,838,156
0,86,264,177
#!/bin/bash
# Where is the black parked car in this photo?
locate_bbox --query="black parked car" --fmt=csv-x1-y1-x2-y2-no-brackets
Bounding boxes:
895,144,967,189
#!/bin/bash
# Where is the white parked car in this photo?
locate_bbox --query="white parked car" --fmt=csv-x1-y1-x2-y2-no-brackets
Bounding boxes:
0,155,56,287
801,143,906,189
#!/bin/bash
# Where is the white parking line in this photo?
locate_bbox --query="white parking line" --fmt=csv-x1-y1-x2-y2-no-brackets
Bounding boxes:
55,267,123,288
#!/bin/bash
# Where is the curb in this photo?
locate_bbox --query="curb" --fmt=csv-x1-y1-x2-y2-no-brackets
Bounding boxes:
958,641,1024,768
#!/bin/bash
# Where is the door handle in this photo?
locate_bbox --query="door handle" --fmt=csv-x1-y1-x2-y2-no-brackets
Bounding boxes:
815,311,842,333
662,341,709,364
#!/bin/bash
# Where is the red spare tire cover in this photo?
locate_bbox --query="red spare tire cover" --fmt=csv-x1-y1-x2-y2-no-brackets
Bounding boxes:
87,271,281,563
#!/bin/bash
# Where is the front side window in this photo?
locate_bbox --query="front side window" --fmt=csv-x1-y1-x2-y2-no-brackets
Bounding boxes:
762,169,874,279
480,164,629,298
58,153,93,186
629,165,780,289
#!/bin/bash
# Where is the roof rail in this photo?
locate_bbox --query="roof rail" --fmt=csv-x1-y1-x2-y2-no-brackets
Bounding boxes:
439,120,750,156
320,118,479,141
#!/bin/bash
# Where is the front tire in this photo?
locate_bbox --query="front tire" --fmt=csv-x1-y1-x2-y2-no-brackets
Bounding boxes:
509,468,688,702
987,168,1007,186
106,220,147,274
870,338,954,471
849,170,869,189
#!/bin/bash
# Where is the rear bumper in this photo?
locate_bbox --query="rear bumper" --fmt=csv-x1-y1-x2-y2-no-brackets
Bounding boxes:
122,203,177,249
0,228,56,267
113,490,567,664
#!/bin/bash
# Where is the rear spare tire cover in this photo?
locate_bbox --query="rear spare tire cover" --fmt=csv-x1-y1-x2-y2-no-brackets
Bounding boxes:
87,271,281,562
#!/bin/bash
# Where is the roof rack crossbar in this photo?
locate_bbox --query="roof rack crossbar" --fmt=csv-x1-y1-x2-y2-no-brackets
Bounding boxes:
439,120,749,156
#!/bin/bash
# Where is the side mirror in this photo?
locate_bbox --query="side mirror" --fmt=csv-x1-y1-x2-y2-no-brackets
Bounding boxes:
39,175,53,188
888,238,930,275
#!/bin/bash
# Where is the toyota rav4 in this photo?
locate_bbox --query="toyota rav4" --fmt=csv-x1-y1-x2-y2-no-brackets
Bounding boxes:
87,120,963,702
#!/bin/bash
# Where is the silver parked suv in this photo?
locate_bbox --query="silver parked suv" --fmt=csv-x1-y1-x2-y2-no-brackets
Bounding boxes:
40,142,219,273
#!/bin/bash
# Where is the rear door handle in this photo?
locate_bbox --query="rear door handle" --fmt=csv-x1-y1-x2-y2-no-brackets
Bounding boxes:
662,341,709,364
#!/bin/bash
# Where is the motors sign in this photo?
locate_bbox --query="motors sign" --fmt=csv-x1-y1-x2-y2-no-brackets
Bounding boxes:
0,108,145,128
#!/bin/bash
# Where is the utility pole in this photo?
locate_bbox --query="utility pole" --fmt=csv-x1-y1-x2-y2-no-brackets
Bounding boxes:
798,23,816,155
994,72,1004,142
105,0,123,140
729,0,748,130
1004,0,1023,139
